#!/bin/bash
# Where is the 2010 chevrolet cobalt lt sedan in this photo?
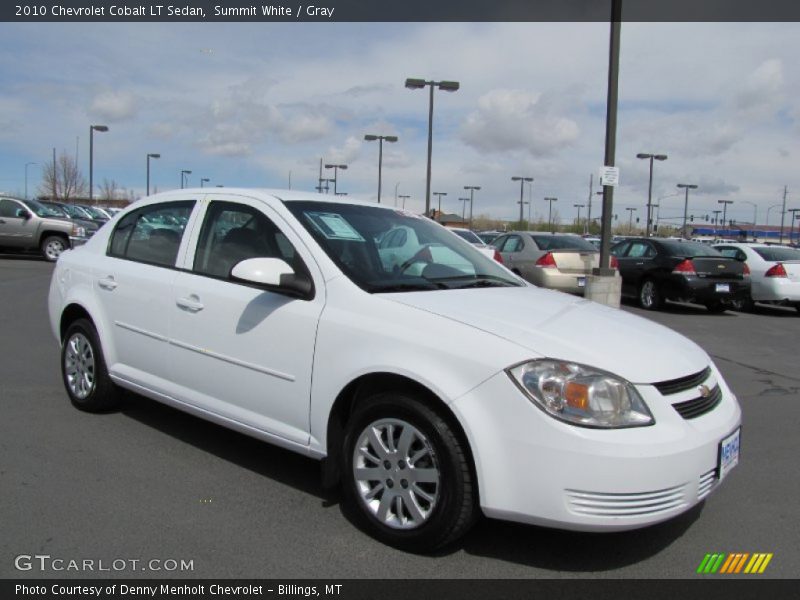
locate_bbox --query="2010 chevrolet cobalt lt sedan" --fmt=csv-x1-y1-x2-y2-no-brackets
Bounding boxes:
49,189,741,551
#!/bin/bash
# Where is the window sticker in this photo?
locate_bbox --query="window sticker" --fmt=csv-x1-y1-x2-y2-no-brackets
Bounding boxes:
304,211,365,241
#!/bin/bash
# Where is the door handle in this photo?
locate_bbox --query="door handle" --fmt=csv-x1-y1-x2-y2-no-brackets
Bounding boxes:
176,295,204,312
98,277,118,291
635,262,644,265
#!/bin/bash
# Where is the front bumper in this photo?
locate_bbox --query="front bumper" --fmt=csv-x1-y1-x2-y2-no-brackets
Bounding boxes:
450,362,741,531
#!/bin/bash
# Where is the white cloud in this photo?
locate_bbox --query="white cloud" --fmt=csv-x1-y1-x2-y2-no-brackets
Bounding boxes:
461,89,580,156
90,90,139,121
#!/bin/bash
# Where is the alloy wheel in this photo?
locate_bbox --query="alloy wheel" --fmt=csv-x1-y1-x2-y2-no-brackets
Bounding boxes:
64,332,95,399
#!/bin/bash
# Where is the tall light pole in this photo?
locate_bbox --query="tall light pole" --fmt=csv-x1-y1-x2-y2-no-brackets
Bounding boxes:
146,153,160,196
779,185,788,244
432,191,447,216
718,199,734,238
324,163,347,195
394,182,400,206
636,152,668,237
180,170,192,189
626,207,637,233
25,162,37,199
364,135,397,203
712,209,722,226
405,77,460,217
766,203,782,227
677,183,698,238
511,176,533,227
574,204,585,231
200,178,210,188
544,197,558,233
398,194,410,209
89,124,109,203
789,208,800,244
459,197,470,222
464,185,480,229
322,178,336,194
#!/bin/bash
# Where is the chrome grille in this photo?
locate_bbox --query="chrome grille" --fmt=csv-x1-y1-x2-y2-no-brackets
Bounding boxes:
698,469,716,500
565,485,687,517
653,366,712,395
672,385,722,419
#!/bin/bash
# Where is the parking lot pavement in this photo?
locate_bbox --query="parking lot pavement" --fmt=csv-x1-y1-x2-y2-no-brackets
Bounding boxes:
1,258,798,578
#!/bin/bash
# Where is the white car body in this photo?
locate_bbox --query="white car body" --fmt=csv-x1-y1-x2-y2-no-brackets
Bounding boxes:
714,242,800,308
49,189,741,541
447,227,498,260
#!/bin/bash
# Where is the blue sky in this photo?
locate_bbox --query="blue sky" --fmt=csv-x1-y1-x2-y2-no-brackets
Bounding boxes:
1,21,798,226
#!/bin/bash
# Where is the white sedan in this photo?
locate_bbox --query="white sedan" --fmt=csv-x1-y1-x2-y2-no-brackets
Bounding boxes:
713,242,800,312
49,189,741,551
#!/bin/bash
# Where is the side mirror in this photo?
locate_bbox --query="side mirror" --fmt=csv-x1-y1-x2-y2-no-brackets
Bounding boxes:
230,257,314,299
16,208,31,220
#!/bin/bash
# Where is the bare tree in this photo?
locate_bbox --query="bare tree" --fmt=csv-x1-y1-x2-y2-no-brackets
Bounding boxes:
98,178,120,202
39,152,87,202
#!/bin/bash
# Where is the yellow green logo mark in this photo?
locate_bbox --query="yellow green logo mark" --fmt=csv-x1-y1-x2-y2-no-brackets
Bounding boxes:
697,553,773,574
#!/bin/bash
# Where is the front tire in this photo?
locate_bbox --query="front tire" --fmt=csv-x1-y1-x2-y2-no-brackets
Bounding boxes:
41,235,67,262
341,393,477,552
61,319,121,411
638,279,663,310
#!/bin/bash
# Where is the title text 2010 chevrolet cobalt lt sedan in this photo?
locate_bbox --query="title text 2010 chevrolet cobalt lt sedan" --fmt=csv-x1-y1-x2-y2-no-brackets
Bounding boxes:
49,189,741,551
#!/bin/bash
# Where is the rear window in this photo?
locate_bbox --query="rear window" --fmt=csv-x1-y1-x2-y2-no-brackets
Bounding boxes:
451,229,483,244
753,246,800,261
659,240,722,258
530,235,597,252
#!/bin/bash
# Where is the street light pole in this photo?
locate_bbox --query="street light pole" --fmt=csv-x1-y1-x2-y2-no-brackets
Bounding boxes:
324,163,347,196
432,192,447,216
200,178,210,188
364,136,397,203
89,124,109,204
180,170,192,189
511,176,533,227
574,204,585,231
146,153,160,196
459,197,470,222
25,162,37,199
398,195,410,209
464,185,480,230
677,183,698,238
787,208,800,244
636,152,668,237
405,78,460,217
626,207,637,234
544,197,558,233
718,199,734,238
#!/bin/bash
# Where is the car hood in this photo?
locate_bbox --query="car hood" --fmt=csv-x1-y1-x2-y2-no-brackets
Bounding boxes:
385,286,709,384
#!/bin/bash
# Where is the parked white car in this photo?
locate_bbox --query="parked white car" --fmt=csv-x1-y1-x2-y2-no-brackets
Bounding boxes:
713,242,800,312
447,227,501,261
49,189,741,551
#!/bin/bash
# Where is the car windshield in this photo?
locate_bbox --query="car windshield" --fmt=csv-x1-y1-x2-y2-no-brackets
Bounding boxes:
59,204,89,219
451,229,483,244
22,199,65,218
285,201,522,293
753,246,800,261
530,234,598,252
659,240,723,257
39,202,69,218
80,205,107,219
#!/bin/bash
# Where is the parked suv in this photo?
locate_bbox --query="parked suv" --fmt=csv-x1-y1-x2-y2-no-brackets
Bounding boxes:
0,196,88,261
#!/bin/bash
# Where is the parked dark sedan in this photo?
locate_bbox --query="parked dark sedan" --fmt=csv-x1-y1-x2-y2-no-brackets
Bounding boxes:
611,237,750,312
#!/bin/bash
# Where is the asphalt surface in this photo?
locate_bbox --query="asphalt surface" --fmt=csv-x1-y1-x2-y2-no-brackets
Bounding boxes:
1,255,798,579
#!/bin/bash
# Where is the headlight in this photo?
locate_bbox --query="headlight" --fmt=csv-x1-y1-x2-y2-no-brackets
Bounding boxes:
71,224,87,238
507,359,654,428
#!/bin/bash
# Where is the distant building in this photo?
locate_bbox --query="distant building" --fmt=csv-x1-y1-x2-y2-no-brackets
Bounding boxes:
427,209,467,227
690,224,798,244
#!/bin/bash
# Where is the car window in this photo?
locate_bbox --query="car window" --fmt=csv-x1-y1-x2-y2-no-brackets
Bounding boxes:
108,201,195,267
610,241,630,257
0,199,23,218
285,201,521,292
501,235,523,253
659,239,722,257
626,242,656,258
715,246,739,259
23,199,64,218
753,246,800,261
530,235,597,252
452,229,483,244
193,201,302,279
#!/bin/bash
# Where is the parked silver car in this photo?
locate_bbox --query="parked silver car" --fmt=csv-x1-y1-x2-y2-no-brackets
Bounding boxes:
0,196,88,261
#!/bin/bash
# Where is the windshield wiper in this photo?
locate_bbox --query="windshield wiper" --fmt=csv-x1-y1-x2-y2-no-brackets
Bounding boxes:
428,274,519,289
370,281,444,293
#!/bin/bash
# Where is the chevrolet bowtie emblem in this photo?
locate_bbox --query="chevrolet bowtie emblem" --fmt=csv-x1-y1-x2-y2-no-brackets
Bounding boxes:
698,384,712,398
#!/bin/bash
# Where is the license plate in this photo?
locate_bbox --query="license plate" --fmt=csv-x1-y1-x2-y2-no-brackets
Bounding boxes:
718,427,740,480
577,277,586,288
715,283,730,293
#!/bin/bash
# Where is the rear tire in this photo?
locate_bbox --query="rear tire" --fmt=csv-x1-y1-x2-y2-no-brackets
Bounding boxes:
730,295,754,312
61,318,121,412
638,279,663,310
41,235,68,262
341,392,477,552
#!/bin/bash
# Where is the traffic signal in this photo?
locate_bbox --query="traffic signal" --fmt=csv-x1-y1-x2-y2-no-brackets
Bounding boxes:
690,215,694,222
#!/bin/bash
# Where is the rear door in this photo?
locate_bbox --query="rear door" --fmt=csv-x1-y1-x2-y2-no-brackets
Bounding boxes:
0,198,35,248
